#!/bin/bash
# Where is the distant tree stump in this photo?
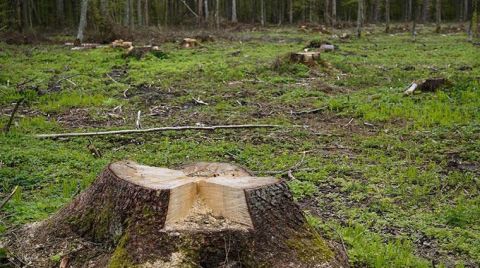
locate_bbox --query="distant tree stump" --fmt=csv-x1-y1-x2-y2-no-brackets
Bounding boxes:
181,38,200,48
111,39,133,49
290,52,321,65
4,161,347,267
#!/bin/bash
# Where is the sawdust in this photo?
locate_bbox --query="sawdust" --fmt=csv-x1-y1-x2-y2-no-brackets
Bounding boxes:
164,197,249,231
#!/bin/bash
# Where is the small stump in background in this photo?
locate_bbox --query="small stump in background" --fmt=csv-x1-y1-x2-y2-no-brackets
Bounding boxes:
290,51,321,65
181,38,200,48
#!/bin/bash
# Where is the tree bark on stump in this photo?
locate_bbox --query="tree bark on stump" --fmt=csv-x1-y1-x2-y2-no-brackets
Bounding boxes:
4,161,347,267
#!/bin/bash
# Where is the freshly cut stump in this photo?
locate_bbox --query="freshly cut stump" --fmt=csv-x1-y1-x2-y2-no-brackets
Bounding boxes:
181,38,200,48
4,161,347,267
290,52,321,64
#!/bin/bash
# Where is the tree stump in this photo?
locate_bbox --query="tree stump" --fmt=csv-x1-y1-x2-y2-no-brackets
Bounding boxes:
290,52,321,65
4,161,347,267
180,38,200,48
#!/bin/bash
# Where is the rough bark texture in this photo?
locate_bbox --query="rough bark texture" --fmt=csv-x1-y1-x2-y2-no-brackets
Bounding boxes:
4,162,347,268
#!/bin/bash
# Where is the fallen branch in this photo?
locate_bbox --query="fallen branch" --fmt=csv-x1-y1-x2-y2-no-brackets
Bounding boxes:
193,97,209,105
0,186,19,210
135,111,142,129
106,73,120,84
404,82,418,95
3,98,25,134
35,124,283,139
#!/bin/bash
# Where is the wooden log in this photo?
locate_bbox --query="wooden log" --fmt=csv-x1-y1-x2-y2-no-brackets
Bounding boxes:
4,162,347,267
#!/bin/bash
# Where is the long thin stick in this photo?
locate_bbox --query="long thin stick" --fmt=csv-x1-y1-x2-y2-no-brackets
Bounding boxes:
3,98,25,134
35,124,282,139
0,186,18,210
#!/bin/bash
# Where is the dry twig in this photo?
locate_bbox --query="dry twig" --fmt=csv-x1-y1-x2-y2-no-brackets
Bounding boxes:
0,186,19,210
3,98,25,134
35,124,283,139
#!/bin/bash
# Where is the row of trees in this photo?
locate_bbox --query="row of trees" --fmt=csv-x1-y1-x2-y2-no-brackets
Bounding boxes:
0,0,478,40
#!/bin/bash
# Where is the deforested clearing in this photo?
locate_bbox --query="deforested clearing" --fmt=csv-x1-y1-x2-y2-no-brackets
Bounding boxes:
0,1,480,267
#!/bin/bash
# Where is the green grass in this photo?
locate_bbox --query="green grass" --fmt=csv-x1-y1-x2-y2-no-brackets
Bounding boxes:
1,26,479,267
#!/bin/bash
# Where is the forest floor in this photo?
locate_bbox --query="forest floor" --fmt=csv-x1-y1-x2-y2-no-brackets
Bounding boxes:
0,24,479,267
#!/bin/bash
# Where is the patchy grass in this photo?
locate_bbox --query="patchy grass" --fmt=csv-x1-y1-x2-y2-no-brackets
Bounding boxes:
1,26,479,267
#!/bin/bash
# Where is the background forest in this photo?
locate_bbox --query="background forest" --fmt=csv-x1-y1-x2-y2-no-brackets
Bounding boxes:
0,0,479,39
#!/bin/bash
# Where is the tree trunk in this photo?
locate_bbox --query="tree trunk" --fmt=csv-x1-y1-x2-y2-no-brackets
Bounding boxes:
324,0,330,25
4,161,346,268
56,0,64,25
307,0,311,22
385,0,390,32
407,0,413,21
231,0,237,23
289,0,293,23
129,0,135,29
373,0,380,22
357,0,364,37
435,0,441,32
215,0,220,28
204,0,209,21
197,0,204,24
332,0,337,26
15,0,22,31
473,0,479,39
100,0,108,18
124,0,130,26
422,0,429,22
21,0,29,30
137,0,143,26
260,0,265,26
464,0,469,21
76,0,88,43
412,0,417,41
144,0,149,26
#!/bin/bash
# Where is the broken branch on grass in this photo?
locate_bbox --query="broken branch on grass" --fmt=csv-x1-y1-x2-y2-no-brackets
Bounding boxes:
343,118,354,127
193,97,209,105
0,186,19,210
56,74,81,85
3,98,25,134
135,110,142,129
106,73,120,84
35,124,283,139
404,82,418,95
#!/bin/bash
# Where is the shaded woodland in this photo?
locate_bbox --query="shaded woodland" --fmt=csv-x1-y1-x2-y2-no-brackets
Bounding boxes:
1,0,478,37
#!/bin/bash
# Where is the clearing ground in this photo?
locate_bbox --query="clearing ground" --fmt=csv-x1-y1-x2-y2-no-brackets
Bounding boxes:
0,25,479,267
